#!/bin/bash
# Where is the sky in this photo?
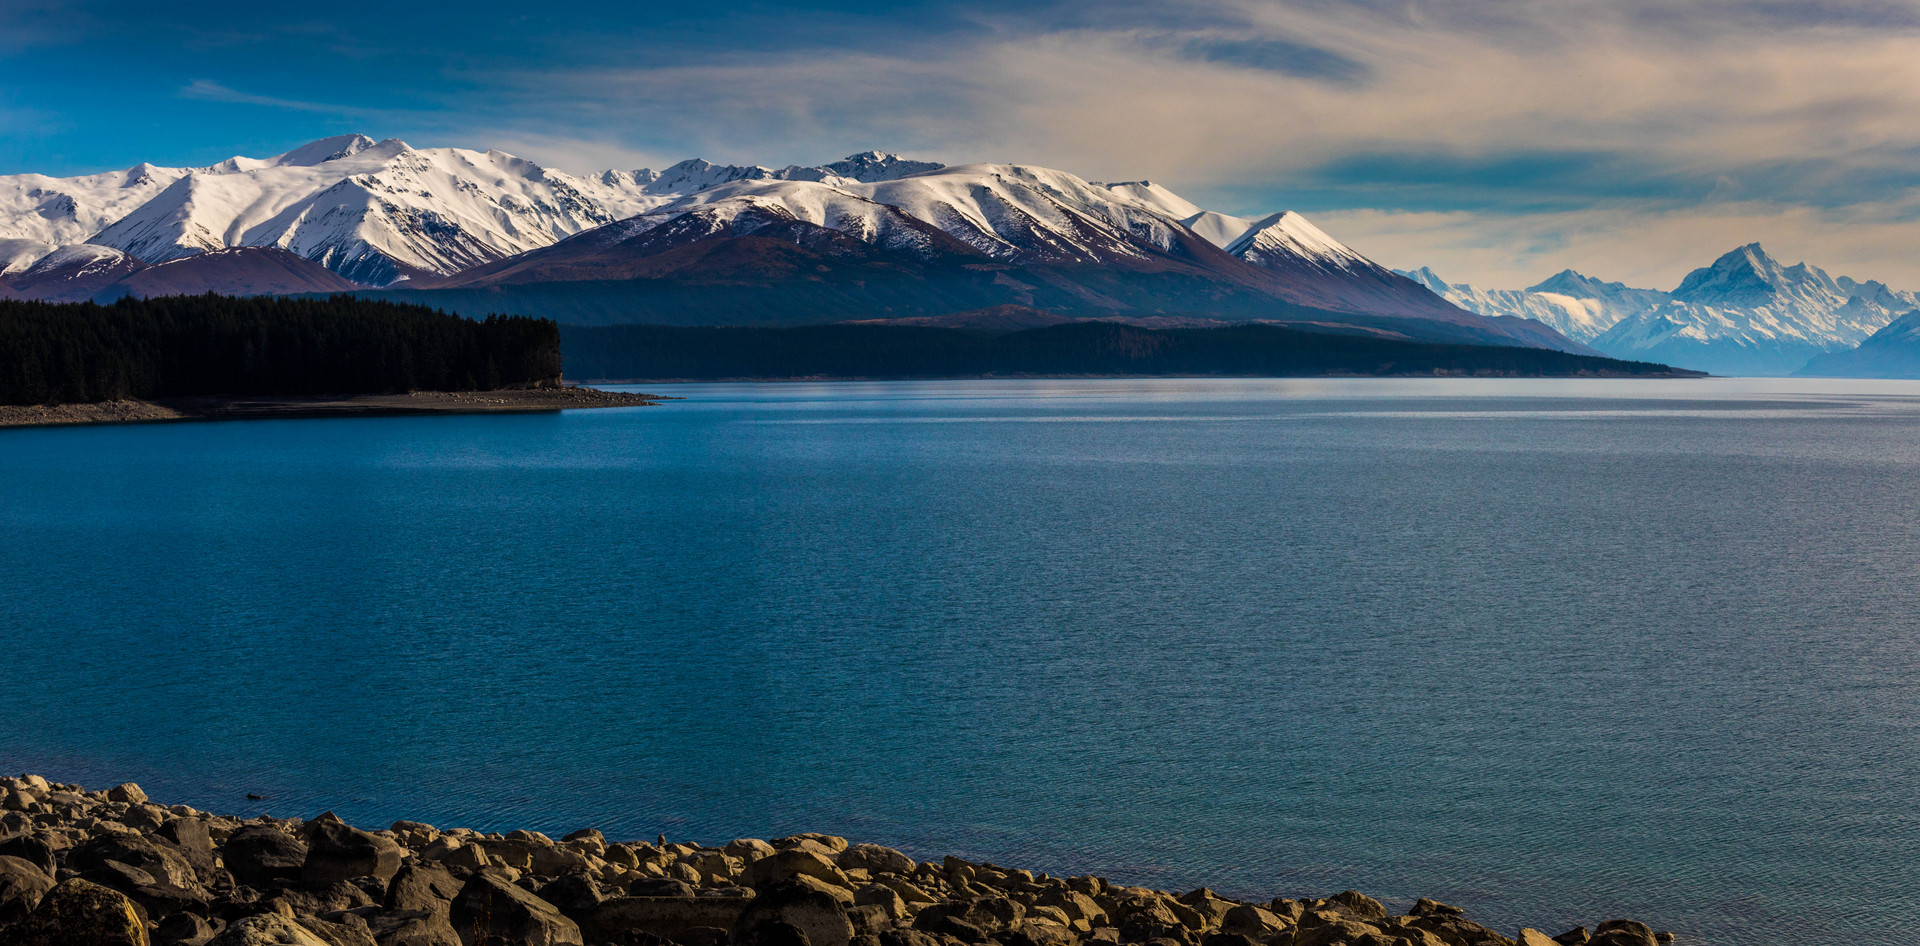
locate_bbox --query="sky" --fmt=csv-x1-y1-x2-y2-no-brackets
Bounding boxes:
2,0,1918,290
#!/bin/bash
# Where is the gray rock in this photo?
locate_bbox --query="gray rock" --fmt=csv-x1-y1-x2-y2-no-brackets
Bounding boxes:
836,846,913,877
733,881,855,946
154,912,222,946
448,872,583,946
0,853,56,923
303,821,404,888
386,864,464,914
364,909,463,946
226,826,309,889
11,877,151,946
742,851,851,892
1590,920,1657,946
581,894,750,943
0,834,56,877
68,833,200,888
208,914,331,946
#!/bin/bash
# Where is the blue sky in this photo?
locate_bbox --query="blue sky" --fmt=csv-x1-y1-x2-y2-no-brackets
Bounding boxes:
4,0,1919,289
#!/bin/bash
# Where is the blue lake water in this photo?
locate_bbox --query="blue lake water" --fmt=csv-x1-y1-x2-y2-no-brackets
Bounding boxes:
7,378,1920,945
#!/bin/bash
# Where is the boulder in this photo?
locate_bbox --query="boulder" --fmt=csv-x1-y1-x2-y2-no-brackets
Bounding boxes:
914,898,1023,935
108,783,150,805
1588,921,1656,946
226,826,309,889
364,909,463,946
743,851,852,892
725,840,776,863
1517,932,1560,946
68,833,200,887
1551,929,1589,946
0,834,57,877
0,853,56,922
386,864,464,913
733,881,855,946
852,884,904,918
1292,920,1384,946
11,877,150,946
1326,892,1386,922
448,872,583,946
300,915,381,946
836,846,914,877
303,821,404,887
154,912,222,946
207,914,331,946
581,894,749,943
1217,906,1283,939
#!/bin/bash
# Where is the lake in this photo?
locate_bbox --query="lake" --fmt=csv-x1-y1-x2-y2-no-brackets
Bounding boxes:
6,378,1920,945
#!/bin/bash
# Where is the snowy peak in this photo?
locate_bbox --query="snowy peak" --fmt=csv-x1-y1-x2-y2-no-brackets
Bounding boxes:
1226,211,1368,271
270,134,384,168
820,151,944,183
1672,243,1791,307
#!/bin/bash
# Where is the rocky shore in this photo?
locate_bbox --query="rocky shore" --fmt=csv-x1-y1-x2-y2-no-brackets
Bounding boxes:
0,386,667,429
0,776,1670,946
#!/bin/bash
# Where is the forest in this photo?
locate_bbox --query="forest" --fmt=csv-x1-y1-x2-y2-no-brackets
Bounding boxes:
559,320,1693,381
0,294,561,405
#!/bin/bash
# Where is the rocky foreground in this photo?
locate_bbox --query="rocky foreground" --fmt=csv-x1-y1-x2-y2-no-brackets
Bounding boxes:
0,776,1670,946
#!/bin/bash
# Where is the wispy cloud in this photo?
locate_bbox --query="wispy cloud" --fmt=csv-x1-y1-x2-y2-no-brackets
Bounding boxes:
179,80,362,115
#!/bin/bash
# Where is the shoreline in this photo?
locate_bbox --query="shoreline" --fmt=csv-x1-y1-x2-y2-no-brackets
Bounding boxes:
578,370,1707,385
0,775,1666,946
0,386,670,430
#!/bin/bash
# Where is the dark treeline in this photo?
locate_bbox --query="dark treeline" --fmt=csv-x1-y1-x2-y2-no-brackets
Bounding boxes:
561,321,1694,381
0,294,561,405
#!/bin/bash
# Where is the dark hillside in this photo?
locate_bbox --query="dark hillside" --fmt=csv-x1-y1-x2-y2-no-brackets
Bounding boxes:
0,294,560,405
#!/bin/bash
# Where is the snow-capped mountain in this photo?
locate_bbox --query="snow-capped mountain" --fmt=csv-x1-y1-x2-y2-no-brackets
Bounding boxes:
1798,308,1920,377
0,136,952,288
0,134,1594,354
1399,246,1920,374
1397,267,1660,341
1594,245,1919,375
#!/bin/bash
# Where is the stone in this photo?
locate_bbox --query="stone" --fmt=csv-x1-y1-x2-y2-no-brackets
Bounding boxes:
303,821,404,887
845,904,893,937
742,851,852,892
725,840,776,863
226,826,310,889
871,877,938,906
537,874,607,923
108,783,150,805
1200,935,1259,946
1217,906,1283,939
69,833,200,887
0,853,56,923
386,864,464,913
1518,931,1560,946
1588,921,1657,946
1411,900,1463,919
837,846,914,877
154,912,222,946
1292,920,1385,946
997,918,1076,946
207,914,331,946
0,834,57,877
1551,929,1589,946
733,881,856,946
580,894,748,944
364,909,464,946
794,874,856,907
853,884,905,918
12,877,150,946
160,817,218,855
447,872,583,946
299,915,381,946
1326,892,1386,922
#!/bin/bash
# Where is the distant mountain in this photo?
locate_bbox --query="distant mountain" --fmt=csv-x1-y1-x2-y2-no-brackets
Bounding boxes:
1796,309,1920,377
98,247,360,300
1595,245,1918,376
1400,245,1920,375
0,245,145,302
1397,267,1664,341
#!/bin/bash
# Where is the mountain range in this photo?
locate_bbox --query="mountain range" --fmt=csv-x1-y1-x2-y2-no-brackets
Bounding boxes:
0,135,1587,354
1401,246,1920,376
